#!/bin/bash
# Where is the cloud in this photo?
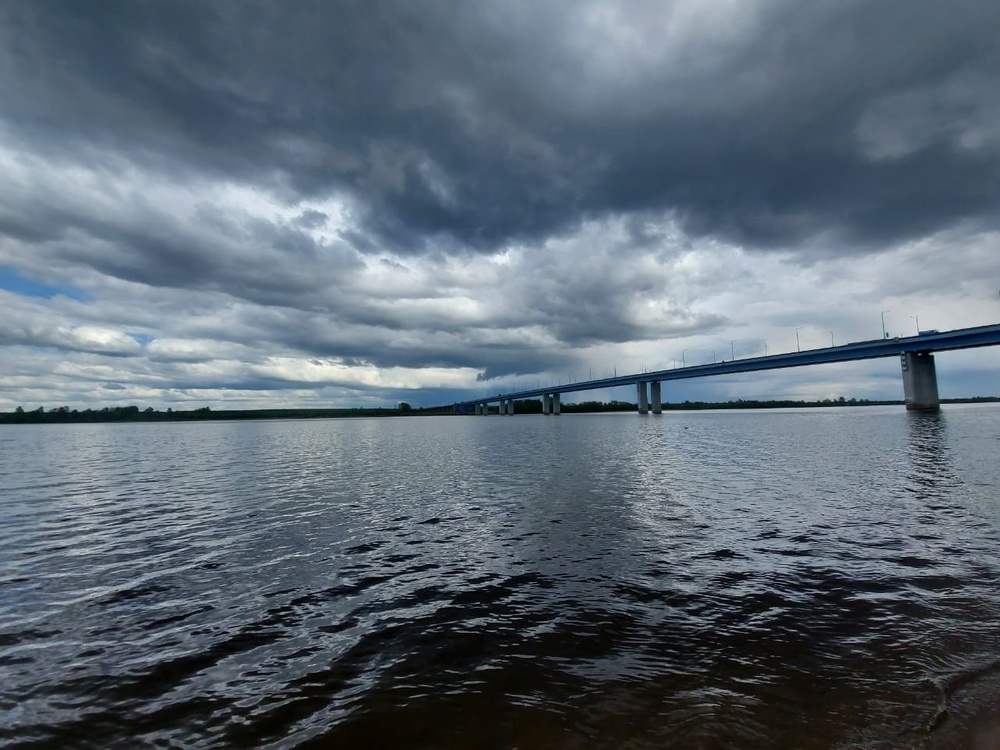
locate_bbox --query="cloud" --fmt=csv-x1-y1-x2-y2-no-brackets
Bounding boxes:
0,294,140,355
0,1,998,410
4,1,999,255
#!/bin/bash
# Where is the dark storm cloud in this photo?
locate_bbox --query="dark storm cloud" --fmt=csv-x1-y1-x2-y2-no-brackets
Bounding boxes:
3,0,999,258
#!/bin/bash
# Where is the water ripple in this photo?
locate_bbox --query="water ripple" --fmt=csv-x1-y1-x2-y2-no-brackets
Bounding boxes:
3,408,1000,748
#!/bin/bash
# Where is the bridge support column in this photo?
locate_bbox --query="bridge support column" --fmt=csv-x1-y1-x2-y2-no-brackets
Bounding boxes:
553,393,561,415
542,394,551,415
505,399,514,415
637,382,649,414
650,381,662,414
901,351,940,411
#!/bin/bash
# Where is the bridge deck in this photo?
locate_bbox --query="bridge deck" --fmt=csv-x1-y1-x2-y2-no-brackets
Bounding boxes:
457,323,1000,407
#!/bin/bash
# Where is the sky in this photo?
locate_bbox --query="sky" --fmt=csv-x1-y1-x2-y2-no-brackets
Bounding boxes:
1,0,999,411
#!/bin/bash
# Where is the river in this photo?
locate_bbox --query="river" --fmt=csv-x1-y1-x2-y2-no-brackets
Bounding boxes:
3,405,1000,748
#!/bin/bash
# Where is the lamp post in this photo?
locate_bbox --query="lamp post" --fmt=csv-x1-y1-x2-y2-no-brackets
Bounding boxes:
681,350,687,367
795,326,804,352
711,350,716,363
881,310,890,339
828,330,835,347
910,315,920,335
731,340,736,360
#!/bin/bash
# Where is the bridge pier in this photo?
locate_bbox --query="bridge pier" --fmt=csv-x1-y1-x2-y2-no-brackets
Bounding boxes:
637,382,649,414
902,351,940,411
542,394,551,415
553,392,561,415
505,399,514,415
650,381,662,414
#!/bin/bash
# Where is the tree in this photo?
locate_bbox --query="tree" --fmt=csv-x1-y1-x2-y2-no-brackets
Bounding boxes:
398,402,412,412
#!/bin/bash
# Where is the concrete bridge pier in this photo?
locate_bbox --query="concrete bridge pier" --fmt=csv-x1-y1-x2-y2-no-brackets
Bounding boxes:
543,393,561,415
650,381,662,414
902,351,940,411
505,399,514,415
637,382,649,414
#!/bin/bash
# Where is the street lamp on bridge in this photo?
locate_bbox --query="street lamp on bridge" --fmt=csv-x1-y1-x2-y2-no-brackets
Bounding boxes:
881,310,890,339
796,326,804,352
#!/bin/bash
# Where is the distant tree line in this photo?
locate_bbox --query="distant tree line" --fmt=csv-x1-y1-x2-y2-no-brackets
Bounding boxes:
472,395,1000,415
0,403,432,424
1,396,997,424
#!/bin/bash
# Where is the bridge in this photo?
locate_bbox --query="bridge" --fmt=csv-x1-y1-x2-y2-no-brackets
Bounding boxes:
456,323,1000,414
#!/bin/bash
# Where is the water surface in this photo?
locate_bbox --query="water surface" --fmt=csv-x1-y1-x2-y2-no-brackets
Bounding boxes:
2,406,1000,748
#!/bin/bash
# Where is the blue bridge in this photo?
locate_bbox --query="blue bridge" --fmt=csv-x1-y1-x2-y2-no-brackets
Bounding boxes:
456,322,1000,414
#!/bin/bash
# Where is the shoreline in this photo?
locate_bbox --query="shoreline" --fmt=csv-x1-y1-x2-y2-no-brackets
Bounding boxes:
2,397,998,425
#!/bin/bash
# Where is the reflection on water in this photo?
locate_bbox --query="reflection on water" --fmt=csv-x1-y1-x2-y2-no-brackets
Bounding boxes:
1,406,1000,749
906,411,953,497
899,410,1000,748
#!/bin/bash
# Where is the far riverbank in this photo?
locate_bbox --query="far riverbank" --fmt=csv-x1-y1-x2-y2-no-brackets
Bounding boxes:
2,396,998,424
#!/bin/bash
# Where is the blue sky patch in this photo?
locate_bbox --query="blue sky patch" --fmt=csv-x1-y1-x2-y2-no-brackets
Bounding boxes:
0,266,89,301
